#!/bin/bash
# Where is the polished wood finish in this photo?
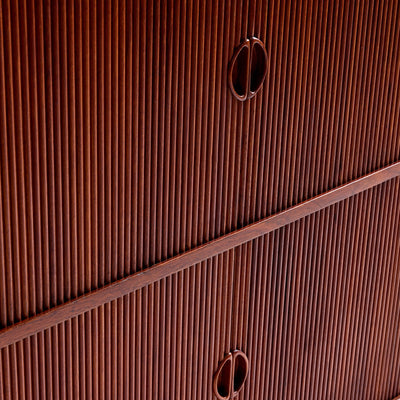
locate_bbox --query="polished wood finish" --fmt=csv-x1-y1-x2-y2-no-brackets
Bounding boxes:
1,0,400,398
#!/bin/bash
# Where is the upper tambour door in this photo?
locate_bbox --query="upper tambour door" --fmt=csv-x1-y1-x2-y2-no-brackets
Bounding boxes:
0,0,253,328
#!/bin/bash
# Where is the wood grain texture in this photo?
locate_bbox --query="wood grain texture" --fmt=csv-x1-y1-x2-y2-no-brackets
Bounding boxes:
1,0,400,398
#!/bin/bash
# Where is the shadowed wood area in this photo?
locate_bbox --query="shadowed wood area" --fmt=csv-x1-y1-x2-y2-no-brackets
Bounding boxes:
1,0,400,398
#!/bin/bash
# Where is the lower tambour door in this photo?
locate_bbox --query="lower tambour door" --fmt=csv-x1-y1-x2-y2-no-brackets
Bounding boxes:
243,177,400,400
0,248,251,400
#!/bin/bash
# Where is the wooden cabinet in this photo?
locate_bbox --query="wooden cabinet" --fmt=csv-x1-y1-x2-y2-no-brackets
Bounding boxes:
1,0,400,399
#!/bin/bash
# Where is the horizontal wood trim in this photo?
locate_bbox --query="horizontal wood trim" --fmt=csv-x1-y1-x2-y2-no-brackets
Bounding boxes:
1,160,400,348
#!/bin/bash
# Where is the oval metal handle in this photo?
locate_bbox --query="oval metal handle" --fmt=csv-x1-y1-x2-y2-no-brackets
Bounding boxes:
228,39,250,101
232,350,249,395
213,350,249,399
213,354,233,400
228,37,268,101
248,37,268,99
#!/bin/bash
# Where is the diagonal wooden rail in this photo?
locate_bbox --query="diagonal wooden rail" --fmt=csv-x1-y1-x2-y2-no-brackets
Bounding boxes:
1,160,400,349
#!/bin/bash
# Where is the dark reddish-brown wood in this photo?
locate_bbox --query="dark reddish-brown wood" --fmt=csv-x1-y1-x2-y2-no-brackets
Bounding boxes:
1,0,400,399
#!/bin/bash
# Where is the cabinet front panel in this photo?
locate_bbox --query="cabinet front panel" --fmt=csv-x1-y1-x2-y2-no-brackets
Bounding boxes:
1,0,400,399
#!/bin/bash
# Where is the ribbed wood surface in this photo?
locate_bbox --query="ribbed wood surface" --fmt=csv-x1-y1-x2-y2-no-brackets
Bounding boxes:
1,0,400,399
0,251,244,399
1,178,400,399
245,177,400,400
1,0,400,329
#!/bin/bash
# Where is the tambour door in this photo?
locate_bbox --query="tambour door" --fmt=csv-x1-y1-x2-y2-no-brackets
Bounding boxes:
0,250,250,399
0,0,255,397
240,0,400,398
243,178,400,400
0,0,251,329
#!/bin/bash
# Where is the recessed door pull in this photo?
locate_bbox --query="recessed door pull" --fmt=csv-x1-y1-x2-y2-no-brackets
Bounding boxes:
228,37,268,101
213,350,249,399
